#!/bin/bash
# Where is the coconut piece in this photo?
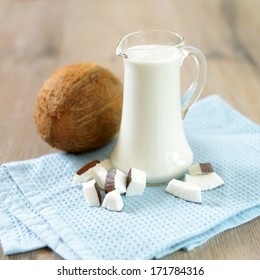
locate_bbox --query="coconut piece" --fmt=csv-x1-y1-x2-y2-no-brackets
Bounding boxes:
72,160,100,186
34,63,123,153
91,164,108,190
104,169,127,194
126,167,146,196
102,189,124,212
82,179,102,207
166,178,201,203
185,172,224,191
104,169,116,193
188,162,214,175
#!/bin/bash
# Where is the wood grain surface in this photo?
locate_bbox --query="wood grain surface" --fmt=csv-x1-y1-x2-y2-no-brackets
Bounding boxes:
0,0,259,260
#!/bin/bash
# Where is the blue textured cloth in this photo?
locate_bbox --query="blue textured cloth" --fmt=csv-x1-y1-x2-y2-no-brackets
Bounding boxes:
0,95,259,259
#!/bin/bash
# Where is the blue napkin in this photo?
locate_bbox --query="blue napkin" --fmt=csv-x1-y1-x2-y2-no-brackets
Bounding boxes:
0,95,259,259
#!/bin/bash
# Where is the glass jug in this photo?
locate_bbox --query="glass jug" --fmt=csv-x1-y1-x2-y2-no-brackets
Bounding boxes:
110,30,207,184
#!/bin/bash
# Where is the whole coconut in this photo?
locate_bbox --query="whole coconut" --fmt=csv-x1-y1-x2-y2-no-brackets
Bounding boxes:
34,63,123,153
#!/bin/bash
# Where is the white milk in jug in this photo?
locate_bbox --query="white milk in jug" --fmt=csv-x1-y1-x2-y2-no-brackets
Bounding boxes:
111,44,193,183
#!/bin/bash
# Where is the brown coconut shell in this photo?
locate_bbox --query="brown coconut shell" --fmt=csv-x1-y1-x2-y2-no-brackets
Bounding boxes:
34,63,123,153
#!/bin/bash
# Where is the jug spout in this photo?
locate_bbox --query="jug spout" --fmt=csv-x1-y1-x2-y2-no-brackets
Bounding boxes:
116,39,127,58
116,33,133,58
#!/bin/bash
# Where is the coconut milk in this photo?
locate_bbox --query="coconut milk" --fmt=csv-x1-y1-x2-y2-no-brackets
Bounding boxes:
111,44,193,183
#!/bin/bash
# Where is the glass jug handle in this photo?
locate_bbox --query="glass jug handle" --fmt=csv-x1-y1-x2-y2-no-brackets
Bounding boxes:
181,46,207,119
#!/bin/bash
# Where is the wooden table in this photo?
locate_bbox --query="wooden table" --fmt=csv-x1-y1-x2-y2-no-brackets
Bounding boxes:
0,0,259,260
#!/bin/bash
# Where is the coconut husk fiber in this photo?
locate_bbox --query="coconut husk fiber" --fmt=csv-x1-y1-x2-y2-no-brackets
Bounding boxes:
34,63,123,153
